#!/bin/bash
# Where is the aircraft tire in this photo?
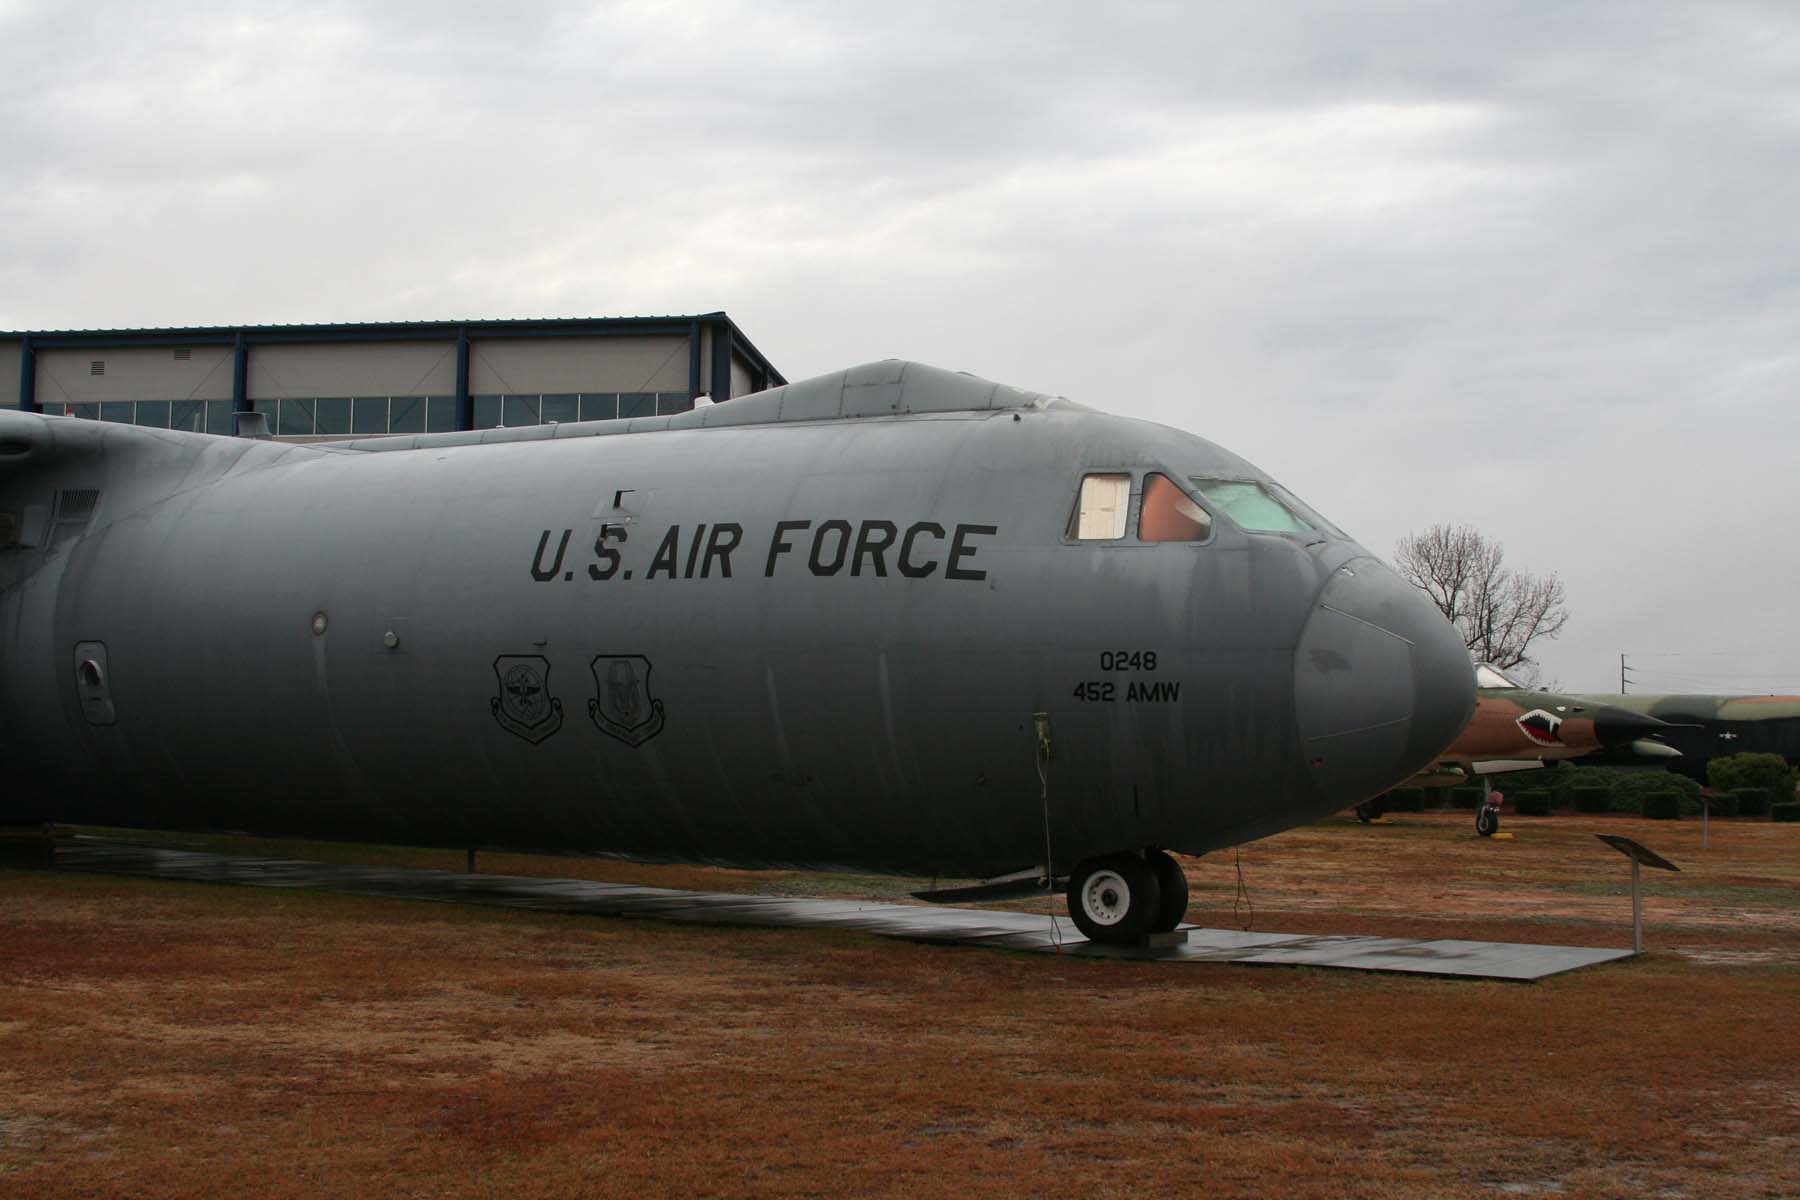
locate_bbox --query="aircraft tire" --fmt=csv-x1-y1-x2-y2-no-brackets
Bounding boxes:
1476,808,1499,838
1145,849,1189,933
1067,853,1162,944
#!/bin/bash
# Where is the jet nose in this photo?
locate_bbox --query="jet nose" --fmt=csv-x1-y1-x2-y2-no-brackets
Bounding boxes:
1589,705,1671,747
1293,558,1476,808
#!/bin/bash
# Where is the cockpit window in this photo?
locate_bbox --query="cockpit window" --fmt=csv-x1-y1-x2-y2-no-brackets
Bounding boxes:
1074,473,1130,540
1138,473,1212,542
1475,663,1521,689
1268,483,1348,540
1189,478,1314,534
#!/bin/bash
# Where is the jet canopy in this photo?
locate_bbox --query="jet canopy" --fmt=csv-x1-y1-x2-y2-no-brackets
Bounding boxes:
1475,663,1524,690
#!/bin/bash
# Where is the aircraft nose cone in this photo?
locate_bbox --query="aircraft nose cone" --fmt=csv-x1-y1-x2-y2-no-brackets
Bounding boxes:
1590,705,1670,747
1294,558,1475,809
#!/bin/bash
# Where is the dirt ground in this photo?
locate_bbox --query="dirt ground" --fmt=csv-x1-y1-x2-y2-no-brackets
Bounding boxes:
2,810,1797,1199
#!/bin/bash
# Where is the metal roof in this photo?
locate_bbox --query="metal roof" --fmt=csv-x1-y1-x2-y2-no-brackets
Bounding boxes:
1,313,785,386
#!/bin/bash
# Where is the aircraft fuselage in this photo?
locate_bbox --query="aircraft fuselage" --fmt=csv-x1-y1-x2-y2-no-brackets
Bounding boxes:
1,362,1473,881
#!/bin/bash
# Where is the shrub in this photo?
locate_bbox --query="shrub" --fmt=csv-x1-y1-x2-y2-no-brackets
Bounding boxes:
1701,793,1737,818
1572,786,1612,814
1513,793,1553,816
1642,792,1682,820
1708,753,1796,805
1772,803,1800,823
1609,769,1702,814
1450,787,1483,810
1734,787,1769,817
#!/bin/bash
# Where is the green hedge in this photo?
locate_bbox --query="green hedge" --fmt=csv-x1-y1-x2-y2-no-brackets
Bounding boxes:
1642,792,1682,820
1734,787,1769,817
1513,793,1553,816
1450,787,1483,810
1385,788,1427,813
1610,770,1702,814
1572,786,1612,814
1773,803,1800,823
1708,753,1794,802
1703,793,1738,818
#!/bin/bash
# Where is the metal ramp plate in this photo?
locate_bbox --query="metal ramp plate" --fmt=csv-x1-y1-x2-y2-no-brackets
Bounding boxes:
52,838,1632,982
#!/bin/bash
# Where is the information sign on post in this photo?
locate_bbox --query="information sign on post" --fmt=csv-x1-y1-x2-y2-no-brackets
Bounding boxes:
1596,835,1680,954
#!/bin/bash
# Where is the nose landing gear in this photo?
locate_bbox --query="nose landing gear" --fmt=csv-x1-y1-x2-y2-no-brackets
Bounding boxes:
1066,849,1190,944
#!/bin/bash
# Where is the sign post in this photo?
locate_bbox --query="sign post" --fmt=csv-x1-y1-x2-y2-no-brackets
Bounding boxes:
1596,835,1680,954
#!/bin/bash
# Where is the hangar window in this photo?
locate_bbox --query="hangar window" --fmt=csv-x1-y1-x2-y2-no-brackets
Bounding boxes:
278,398,315,437
426,396,457,432
352,397,389,435
169,400,205,433
1189,479,1313,535
1074,474,1131,540
390,396,425,434
314,398,351,436
1139,473,1212,542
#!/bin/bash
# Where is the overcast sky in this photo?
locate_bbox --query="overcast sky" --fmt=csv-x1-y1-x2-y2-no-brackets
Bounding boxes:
3,1,1797,692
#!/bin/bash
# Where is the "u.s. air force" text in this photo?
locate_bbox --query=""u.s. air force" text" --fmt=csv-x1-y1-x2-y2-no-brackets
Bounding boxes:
528,520,998,584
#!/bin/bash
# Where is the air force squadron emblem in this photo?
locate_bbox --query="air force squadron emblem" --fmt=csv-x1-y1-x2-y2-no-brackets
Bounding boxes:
589,654,666,747
491,655,564,744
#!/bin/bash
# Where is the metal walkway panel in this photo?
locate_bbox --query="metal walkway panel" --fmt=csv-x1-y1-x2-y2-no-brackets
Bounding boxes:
51,839,1632,982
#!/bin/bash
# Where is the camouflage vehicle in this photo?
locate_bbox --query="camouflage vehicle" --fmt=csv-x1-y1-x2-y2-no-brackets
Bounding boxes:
1583,692,1800,779
1356,664,1674,824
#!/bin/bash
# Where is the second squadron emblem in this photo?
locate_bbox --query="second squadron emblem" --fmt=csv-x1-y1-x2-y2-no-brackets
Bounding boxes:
588,654,667,747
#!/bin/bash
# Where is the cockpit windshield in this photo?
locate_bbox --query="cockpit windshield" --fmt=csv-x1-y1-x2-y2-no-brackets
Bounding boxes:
1474,663,1522,689
1185,480,1300,535
1186,478,1349,540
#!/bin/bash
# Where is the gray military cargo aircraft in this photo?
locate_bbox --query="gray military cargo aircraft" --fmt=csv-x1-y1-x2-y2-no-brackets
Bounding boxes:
0,360,1474,944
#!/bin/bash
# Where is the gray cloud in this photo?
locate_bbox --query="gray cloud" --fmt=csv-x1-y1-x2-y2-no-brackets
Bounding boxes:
5,0,1800,689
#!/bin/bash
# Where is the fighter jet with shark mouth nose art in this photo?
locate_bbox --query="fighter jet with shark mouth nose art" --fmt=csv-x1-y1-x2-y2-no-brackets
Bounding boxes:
0,360,1474,944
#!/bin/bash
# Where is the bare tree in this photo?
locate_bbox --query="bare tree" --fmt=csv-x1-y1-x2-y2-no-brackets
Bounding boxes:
1393,524,1569,677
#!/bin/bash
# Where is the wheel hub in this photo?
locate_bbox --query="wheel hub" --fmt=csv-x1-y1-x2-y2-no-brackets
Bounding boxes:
1080,869,1132,927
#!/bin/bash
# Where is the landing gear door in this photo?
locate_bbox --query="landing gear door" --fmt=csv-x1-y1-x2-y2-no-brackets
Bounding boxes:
74,641,116,726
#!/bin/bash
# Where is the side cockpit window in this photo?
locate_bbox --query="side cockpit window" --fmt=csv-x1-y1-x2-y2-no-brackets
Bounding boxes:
1074,473,1130,539
1138,473,1212,542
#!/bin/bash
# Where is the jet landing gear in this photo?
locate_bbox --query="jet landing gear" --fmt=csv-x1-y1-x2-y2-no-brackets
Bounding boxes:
1066,849,1189,944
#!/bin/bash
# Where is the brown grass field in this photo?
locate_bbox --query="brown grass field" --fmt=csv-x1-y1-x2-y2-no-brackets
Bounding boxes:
3,810,1797,1199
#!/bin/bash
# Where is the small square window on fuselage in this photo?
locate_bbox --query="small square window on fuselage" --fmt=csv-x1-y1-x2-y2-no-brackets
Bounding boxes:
1074,474,1131,540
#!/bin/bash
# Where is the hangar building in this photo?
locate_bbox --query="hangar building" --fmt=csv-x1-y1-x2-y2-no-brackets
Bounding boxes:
0,313,784,439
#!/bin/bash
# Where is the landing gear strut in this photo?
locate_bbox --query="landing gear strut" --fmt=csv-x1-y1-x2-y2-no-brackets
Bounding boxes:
1065,850,1189,944
1477,784,1502,837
